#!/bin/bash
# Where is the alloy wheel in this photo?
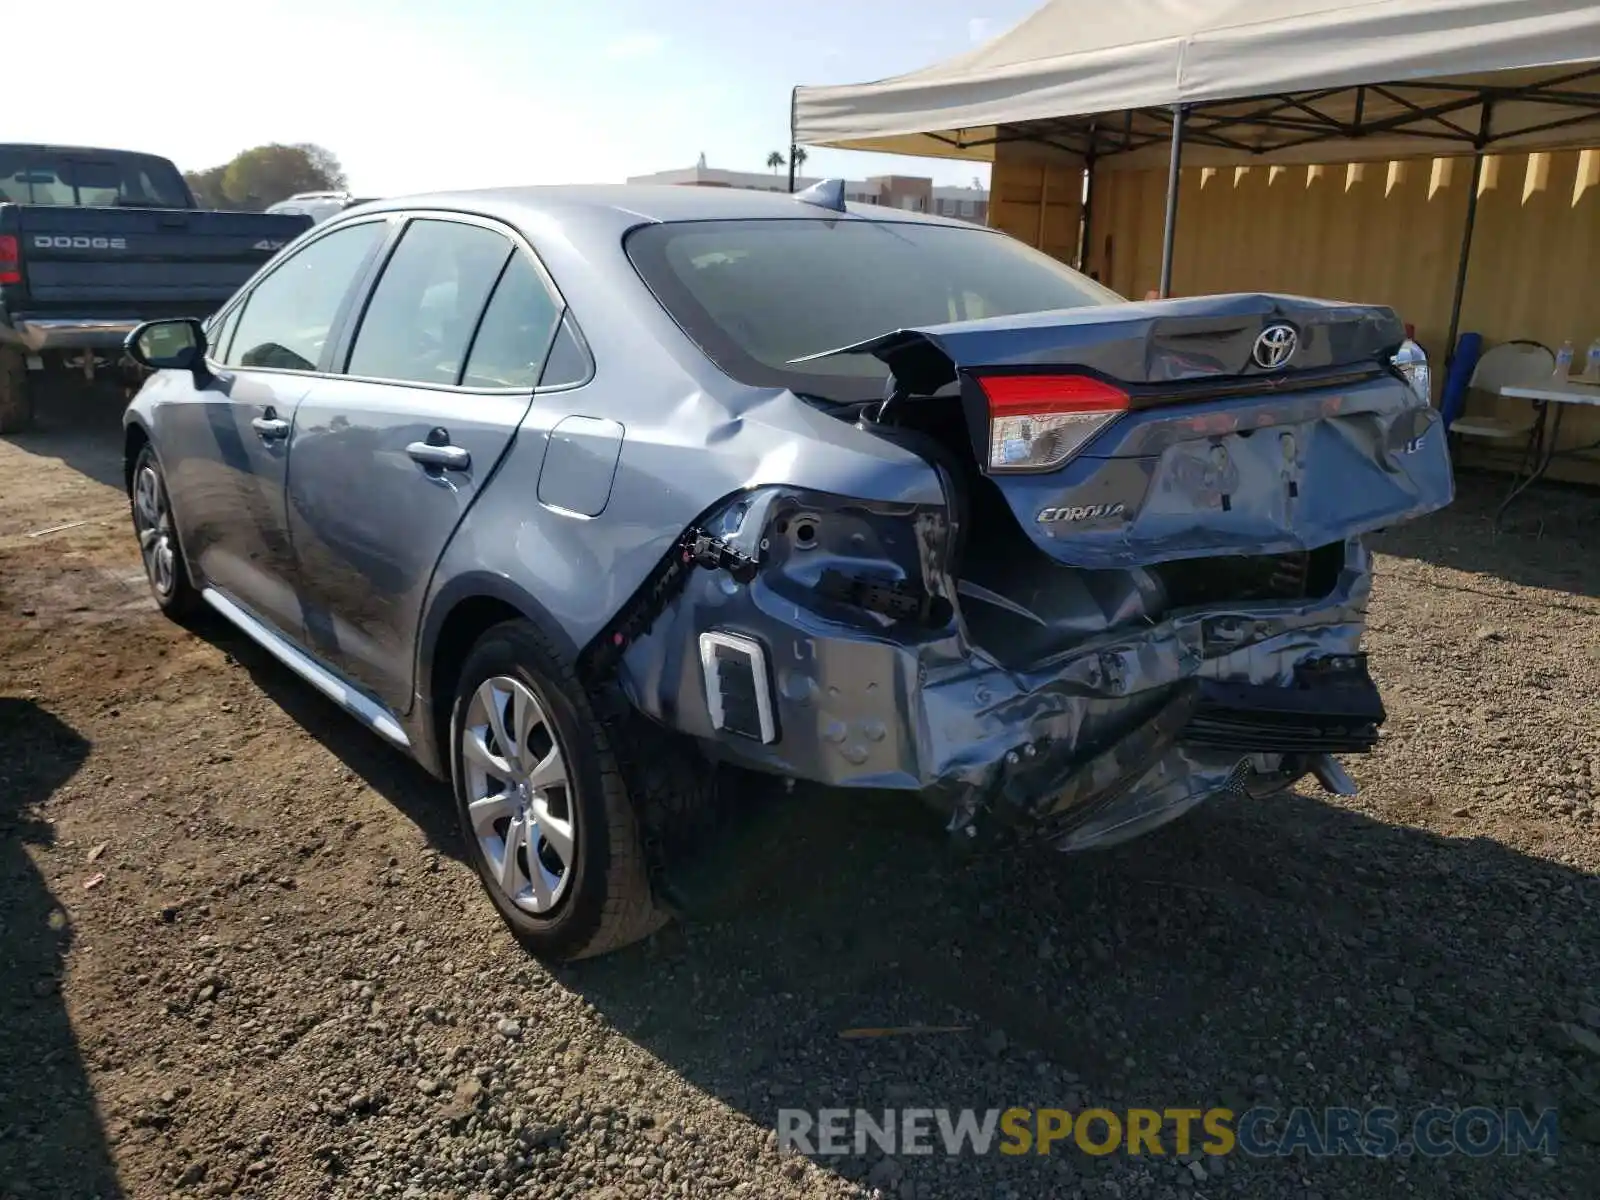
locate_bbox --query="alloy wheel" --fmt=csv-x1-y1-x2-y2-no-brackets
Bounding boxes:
132,463,177,597
461,676,578,914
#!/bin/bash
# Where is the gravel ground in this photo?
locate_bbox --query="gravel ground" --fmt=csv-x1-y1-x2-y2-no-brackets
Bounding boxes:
2,389,1599,1200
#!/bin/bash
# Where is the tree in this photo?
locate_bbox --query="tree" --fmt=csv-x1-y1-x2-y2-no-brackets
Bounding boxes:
790,146,809,175
183,143,348,210
765,150,786,173
222,143,347,210
183,165,229,208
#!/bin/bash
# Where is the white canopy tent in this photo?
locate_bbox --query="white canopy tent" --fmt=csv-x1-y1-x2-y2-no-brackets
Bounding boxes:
792,0,1600,341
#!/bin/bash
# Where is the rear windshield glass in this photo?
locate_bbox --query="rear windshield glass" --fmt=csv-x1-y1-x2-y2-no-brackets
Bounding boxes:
0,150,191,208
626,217,1122,402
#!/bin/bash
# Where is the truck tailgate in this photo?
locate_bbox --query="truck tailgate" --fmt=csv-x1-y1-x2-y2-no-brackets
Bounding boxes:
15,206,310,310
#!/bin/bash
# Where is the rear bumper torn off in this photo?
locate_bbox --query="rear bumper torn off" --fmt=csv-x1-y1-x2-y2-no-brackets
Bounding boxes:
619,535,1379,843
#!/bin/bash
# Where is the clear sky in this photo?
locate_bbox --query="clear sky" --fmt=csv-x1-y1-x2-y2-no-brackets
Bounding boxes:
29,0,1042,195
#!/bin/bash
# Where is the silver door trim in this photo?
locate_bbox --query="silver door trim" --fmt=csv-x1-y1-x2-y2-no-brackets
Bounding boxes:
201,587,412,748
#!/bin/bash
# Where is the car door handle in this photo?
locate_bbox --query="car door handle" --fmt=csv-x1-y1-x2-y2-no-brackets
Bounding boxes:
406,441,471,471
251,416,290,440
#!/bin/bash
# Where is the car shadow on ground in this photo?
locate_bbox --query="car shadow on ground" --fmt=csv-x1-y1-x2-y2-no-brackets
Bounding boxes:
558,782,1600,1197
0,698,124,1199
1371,471,1600,601
0,378,130,493
184,610,465,862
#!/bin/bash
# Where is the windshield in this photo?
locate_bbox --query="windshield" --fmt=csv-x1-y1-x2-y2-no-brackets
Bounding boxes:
626,217,1122,402
0,150,191,209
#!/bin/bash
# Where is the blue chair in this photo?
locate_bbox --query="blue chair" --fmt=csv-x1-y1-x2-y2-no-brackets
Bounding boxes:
1439,332,1483,431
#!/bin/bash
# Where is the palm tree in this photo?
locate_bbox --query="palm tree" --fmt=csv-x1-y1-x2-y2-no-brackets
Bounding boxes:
791,146,809,176
766,150,786,174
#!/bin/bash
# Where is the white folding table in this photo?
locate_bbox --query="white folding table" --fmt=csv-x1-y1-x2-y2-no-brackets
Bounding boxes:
1492,378,1600,525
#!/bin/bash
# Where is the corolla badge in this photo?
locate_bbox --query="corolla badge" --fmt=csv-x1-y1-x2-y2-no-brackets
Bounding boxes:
1252,323,1298,370
1038,502,1126,524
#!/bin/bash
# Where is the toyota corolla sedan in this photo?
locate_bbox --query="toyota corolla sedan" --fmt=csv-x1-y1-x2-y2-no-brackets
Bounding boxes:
121,181,1453,961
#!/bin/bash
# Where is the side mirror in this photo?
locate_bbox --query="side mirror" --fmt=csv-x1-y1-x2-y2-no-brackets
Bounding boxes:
126,318,211,384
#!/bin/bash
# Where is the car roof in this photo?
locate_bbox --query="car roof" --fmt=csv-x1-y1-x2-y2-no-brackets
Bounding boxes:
342,183,983,236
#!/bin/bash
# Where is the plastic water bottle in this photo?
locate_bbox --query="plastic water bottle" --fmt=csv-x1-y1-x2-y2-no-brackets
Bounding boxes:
1554,339,1575,378
1585,337,1600,381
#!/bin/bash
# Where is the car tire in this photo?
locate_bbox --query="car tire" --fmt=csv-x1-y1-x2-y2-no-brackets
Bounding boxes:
450,620,665,962
0,349,32,435
129,442,200,619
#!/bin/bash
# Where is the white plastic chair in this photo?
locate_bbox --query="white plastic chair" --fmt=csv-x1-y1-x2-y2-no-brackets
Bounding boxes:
1449,340,1554,440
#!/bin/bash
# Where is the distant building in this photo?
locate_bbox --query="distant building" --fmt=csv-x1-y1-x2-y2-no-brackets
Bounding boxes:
626,164,989,224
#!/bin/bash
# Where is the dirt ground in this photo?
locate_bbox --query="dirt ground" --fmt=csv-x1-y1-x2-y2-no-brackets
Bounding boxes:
3,388,1599,1200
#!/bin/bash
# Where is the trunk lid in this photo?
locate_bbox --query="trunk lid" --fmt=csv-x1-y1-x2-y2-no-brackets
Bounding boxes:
820,293,1453,569
841,292,1405,384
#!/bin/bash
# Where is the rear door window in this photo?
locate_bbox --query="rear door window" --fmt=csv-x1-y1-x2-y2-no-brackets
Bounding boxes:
460,251,563,389
345,219,513,386
538,315,593,389
226,221,387,372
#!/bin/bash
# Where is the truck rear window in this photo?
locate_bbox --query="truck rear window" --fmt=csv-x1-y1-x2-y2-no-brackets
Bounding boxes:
0,150,190,209
625,217,1121,403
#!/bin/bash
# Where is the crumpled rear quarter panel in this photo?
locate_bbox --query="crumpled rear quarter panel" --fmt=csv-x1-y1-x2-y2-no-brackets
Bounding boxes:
620,487,1373,834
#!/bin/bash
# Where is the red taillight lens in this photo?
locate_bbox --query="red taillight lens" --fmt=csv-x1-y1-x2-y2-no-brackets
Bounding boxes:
0,235,19,285
975,373,1129,472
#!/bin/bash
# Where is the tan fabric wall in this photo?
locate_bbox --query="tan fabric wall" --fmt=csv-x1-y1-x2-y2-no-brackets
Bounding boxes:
1087,159,1474,349
992,143,1600,484
987,154,1085,269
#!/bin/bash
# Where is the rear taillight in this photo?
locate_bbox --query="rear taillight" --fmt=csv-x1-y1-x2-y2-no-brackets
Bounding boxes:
0,235,19,285
975,373,1129,473
1390,339,1430,407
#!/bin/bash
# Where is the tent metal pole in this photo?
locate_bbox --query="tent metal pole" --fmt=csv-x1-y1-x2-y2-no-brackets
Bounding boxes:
1444,101,1494,363
788,88,799,193
1158,104,1187,298
1078,156,1096,273
1036,163,1049,249
1443,152,1484,361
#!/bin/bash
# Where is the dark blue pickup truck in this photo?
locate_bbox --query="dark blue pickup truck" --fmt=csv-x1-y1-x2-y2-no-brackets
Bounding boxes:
0,144,313,432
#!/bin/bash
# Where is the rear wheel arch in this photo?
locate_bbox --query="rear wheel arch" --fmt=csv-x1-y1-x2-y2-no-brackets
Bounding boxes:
447,618,665,959
421,577,580,760
423,571,723,952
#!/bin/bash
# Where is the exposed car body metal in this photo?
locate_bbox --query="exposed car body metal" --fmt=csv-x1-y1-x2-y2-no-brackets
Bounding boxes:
122,184,1453,869
621,493,1382,847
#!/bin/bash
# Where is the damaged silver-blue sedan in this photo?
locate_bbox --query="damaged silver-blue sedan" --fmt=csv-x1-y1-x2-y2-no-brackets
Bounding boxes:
119,181,1453,960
